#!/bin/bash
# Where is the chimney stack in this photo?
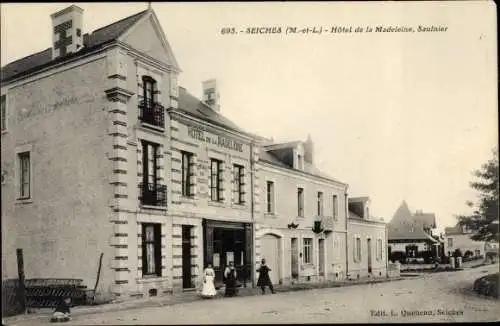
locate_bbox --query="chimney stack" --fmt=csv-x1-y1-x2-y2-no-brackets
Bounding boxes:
202,79,220,112
51,5,84,60
304,134,314,164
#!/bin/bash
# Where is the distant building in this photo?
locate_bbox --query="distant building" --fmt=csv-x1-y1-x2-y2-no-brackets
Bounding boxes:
346,197,388,279
387,201,442,262
444,223,486,258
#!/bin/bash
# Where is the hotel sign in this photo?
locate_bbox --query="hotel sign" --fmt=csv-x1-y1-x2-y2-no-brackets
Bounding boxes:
188,126,244,152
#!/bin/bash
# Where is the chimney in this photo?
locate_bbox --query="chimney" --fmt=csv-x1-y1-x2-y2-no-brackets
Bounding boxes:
202,79,220,112
303,134,314,164
51,5,84,60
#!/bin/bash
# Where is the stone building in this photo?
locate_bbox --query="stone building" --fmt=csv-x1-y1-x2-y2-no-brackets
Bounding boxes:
1,4,388,300
387,201,441,262
255,136,349,284
444,223,486,258
346,197,388,279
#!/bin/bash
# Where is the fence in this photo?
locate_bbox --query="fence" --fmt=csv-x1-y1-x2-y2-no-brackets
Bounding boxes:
1,249,92,317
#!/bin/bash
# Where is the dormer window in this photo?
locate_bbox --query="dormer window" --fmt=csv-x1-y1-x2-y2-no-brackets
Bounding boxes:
297,153,303,170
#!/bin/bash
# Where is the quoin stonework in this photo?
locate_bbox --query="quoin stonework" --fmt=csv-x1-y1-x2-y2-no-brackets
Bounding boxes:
1,5,388,300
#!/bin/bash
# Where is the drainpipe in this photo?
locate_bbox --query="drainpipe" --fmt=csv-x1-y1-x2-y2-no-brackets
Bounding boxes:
344,187,349,279
250,140,256,287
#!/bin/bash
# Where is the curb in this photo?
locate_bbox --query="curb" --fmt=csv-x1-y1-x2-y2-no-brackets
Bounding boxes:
3,277,404,324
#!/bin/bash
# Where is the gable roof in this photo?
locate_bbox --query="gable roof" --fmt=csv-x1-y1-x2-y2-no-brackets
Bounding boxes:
388,201,438,241
1,9,149,83
176,87,249,135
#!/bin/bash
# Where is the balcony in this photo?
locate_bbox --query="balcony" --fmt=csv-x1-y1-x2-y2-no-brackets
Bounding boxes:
139,183,167,207
138,100,165,128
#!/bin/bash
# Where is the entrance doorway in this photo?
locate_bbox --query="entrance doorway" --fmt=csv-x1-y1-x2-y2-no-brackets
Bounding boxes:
318,239,325,276
261,234,280,285
203,220,252,288
182,225,193,289
367,238,372,274
291,238,298,279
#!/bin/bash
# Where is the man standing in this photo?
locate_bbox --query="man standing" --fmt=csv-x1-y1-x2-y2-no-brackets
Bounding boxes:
257,258,276,294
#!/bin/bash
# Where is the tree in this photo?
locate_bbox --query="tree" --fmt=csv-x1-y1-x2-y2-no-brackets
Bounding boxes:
457,148,499,242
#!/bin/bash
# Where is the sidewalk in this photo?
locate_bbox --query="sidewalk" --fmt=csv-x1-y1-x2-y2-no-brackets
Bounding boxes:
3,276,405,324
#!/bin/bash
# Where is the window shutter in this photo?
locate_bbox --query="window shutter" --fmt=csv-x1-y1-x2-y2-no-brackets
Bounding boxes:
353,237,357,262
188,154,195,196
154,225,162,276
141,225,147,275
218,162,224,201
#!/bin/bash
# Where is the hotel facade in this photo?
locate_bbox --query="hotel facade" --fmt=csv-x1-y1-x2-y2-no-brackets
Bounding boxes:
1,5,387,300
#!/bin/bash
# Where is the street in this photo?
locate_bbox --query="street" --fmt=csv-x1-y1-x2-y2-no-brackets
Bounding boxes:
8,264,500,325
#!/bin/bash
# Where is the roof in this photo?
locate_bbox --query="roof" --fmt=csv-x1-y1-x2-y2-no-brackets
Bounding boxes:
1,9,149,83
388,201,438,242
348,211,386,225
175,87,249,135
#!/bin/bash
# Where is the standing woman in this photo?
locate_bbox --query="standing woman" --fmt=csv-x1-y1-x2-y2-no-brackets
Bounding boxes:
200,264,217,299
257,258,276,294
224,261,238,297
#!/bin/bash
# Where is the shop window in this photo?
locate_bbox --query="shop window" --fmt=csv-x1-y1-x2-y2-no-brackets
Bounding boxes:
142,223,162,277
303,238,312,264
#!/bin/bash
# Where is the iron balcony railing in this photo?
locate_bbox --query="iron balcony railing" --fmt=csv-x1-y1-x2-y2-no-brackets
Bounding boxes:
138,100,165,128
139,183,167,207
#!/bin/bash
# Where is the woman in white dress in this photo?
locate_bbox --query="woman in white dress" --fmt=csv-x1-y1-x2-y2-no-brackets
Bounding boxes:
200,264,217,299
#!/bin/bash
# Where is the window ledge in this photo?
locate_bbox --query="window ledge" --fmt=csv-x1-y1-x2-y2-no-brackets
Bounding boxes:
16,198,33,205
137,123,166,135
208,201,225,208
180,196,197,204
1,130,8,135
136,276,168,284
231,203,247,210
264,212,276,217
140,205,167,211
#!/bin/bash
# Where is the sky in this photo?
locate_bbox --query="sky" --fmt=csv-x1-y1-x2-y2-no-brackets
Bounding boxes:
1,2,497,232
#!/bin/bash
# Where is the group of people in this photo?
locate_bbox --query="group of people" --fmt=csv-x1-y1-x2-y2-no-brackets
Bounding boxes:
200,258,276,299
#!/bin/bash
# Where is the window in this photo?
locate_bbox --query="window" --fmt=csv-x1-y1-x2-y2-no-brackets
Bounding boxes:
1,95,6,131
447,238,453,248
181,151,193,197
297,187,304,217
377,238,383,261
303,238,312,264
210,159,223,201
233,164,245,204
354,237,361,262
332,195,338,220
141,223,162,276
140,140,166,206
297,154,303,170
139,76,164,127
317,191,324,216
18,152,30,199
474,250,481,257
143,76,157,105
266,181,274,213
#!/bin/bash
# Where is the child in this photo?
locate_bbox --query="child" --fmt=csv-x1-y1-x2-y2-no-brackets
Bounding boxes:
50,297,72,323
